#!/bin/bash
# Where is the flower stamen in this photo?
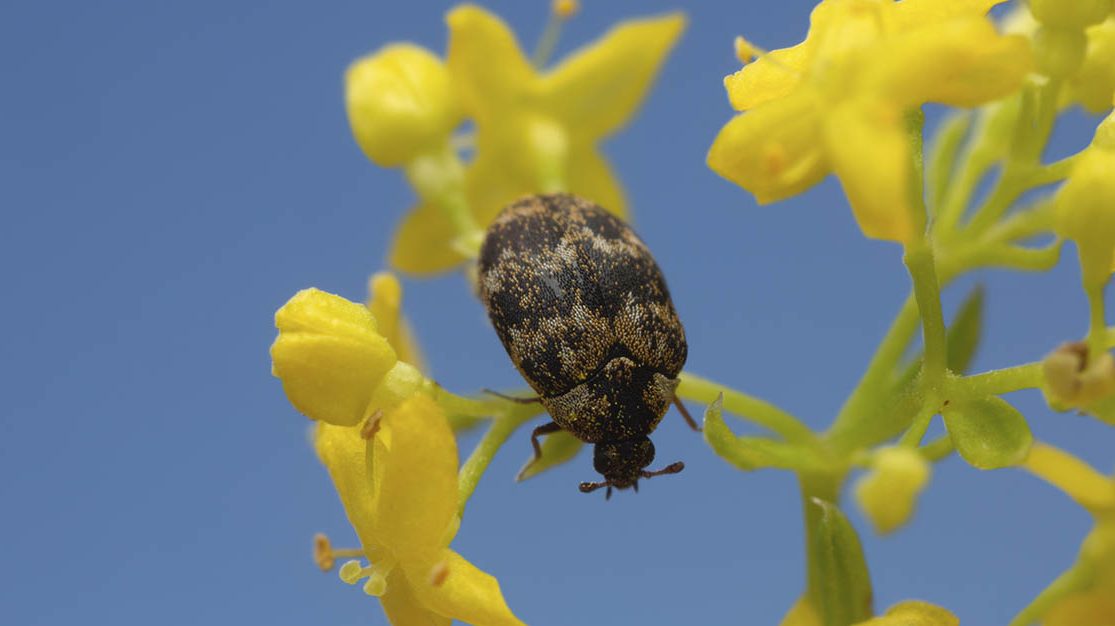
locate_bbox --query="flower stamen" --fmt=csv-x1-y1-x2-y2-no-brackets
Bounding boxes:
361,409,385,440
313,533,365,572
429,560,451,587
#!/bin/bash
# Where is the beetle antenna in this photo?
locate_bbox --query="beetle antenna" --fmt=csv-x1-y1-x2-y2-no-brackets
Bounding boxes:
641,461,685,479
579,480,609,494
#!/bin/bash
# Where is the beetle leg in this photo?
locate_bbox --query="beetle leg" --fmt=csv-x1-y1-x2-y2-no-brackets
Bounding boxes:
578,480,609,495
641,461,685,479
673,397,701,432
528,421,562,462
483,388,542,404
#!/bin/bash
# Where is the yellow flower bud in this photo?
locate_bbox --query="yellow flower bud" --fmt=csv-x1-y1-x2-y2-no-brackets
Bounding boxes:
1042,341,1115,408
1067,19,1115,113
1035,26,1088,77
345,44,462,168
1054,120,1115,287
271,288,397,426
1030,0,1110,29
854,447,930,535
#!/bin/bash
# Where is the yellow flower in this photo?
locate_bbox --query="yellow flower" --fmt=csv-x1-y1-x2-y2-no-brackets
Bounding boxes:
316,395,524,625
854,447,931,535
366,272,424,370
345,44,463,168
1067,19,1115,113
707,0,1032,244
853,601,959,626
271,288,423,426
1054,112,1115,287
1030,0,1110,29
1021,444,1115,625
390,5,685,275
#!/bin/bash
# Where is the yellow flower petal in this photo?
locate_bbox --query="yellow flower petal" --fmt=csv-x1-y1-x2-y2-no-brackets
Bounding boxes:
371,394,460,564
725,43,809,111
707,90,829,204
866,18,1033,108
1023,443,1115,514
465,148,534,227
891,0,1005,30
1069,19,1115,114
1054,140,1115,286
390,203,468,275
565,144,627,218
825,99,917,243
1044,590,1115,626
380,569,452,626
446,5,535,118
314,422,378,551
406,549,525,626
272,289,397,426
853,600,959,626
854,446,931,535
367,272,425,369
345,44,462,168
539,13,686,139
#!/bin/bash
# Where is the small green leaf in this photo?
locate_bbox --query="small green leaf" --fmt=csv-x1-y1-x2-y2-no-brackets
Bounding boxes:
703,394,826,472
946,285,984,374
811,498,874,626
515,430,584,481
942,396,1032,469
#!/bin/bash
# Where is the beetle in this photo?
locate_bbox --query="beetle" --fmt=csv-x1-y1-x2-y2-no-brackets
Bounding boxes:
477,193,696,498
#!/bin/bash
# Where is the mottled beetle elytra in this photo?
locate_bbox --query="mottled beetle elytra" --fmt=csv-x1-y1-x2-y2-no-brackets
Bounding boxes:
478,193,695,498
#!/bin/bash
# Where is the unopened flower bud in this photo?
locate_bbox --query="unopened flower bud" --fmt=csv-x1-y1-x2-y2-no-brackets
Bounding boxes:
1066,19,1115,113
1030,0,1110,29
1034,26,1087,77
854,447,930,535
345,44,462,168
271,289,397,426
1042,341,1115,408
1054,119,1115,287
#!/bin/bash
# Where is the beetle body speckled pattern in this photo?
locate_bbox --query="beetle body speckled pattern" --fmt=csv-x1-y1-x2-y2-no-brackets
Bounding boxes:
478,193,688,495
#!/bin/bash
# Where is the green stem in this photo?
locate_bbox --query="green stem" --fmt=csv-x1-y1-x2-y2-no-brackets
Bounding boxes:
405,145,483,257
899,405,936,447
1086,282,1108,359
905,243,948,396
677,372,817,446
457,409,537,516
920,436,955,462
1008,561,1092,626
935,149,992,237
431,386,506,419
950,363,1043,399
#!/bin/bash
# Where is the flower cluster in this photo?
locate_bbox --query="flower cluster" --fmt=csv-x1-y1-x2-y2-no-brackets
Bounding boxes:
270,0,1115,624
344,2,683,275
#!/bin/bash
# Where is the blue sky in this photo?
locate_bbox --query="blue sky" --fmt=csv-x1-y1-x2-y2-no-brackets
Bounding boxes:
2,1,1112,624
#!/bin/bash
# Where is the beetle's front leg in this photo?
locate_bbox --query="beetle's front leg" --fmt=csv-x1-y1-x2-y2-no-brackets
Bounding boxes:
528,421,563,462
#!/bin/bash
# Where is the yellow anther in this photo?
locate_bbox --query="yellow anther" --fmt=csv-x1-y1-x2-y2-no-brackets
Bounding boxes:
313,533,334,571
338,559,367,584
363,569,389,597
734,36,758,64
553,0,579,20
762,143,789,177
361,409,384,440
429,560,451,587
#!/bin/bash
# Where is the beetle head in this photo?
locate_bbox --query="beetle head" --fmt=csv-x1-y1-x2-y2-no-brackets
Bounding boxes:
580,437,684,498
